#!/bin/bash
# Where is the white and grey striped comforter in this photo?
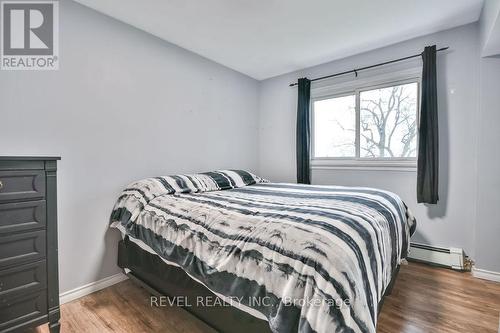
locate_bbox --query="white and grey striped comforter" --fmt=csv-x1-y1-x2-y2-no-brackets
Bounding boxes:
110,170,416,333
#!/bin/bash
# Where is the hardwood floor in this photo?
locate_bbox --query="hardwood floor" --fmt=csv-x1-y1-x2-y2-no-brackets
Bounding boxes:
29,262,500,333
378,262,500,333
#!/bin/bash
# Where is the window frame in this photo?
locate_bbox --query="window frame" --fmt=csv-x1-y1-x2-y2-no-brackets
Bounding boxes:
310,68,421,171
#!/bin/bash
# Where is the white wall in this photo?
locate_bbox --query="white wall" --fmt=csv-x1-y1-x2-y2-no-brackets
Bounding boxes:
474,2,500,273
474,56,500,273
258,24,482,261
0,0,259,293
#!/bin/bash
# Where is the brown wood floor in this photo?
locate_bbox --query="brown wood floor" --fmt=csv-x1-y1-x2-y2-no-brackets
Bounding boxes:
29,262,500,333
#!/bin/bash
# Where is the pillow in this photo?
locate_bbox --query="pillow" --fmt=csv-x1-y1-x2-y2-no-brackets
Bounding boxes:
150,169,267,194
110,170,267,226
128,169,266,196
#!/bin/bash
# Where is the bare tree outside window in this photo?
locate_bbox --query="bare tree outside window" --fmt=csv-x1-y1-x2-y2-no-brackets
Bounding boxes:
312,81,418,160
360,82,418,158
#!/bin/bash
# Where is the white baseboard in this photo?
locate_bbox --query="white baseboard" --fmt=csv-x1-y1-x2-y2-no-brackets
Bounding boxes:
472,268,500,283
59,272,128,304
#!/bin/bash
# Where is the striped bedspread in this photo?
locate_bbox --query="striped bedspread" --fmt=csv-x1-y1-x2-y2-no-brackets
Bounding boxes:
110,170,416,333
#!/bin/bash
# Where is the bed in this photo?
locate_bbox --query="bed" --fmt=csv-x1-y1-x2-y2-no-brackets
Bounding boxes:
110,170,416,333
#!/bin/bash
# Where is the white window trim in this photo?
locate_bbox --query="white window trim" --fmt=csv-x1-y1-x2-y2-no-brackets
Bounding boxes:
310,67,421,172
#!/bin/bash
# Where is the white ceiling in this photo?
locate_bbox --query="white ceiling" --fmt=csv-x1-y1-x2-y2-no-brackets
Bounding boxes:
73,0,484,80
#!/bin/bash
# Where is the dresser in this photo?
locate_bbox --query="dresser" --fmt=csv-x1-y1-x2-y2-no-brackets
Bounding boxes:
0,157,60,333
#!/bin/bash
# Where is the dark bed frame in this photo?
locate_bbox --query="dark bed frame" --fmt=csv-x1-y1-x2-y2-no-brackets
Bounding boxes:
117,236,400,333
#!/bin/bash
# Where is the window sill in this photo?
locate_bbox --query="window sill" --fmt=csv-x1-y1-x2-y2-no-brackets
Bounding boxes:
310,159,417,172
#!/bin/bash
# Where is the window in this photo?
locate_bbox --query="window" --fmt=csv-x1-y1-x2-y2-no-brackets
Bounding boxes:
312,78,419,168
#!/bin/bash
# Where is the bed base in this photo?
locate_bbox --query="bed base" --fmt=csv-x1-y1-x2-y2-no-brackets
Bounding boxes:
118,238,270,333
117,237,399,333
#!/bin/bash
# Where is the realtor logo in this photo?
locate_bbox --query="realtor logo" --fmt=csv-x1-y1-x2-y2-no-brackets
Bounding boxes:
1,1,58,70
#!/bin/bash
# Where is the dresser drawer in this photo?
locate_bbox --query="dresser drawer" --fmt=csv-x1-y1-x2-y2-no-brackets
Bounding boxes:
0,170,45,203
0,231,46,269
0,201,46,234
0,260,47,298
0,289,48,332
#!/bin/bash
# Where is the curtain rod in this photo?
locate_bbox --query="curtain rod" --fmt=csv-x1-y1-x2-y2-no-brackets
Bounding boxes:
288,46,449,87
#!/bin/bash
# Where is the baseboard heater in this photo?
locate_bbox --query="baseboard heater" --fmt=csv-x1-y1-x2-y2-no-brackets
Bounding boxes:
408,243,465,270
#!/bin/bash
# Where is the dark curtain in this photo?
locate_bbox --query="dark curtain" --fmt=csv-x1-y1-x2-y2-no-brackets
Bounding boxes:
417,45,439,204
296,78,311,184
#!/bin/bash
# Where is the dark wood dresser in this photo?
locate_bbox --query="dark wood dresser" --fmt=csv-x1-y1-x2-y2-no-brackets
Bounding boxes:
0,157,60,333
